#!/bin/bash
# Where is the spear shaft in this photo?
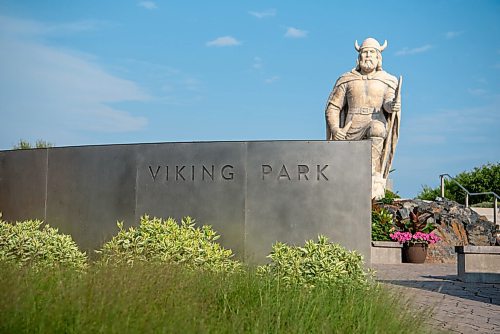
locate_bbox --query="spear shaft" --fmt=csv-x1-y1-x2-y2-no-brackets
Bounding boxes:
381,75,402,178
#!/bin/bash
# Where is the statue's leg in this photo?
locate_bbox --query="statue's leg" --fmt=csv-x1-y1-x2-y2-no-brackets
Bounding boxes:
368,120,387,174
369,120,387,199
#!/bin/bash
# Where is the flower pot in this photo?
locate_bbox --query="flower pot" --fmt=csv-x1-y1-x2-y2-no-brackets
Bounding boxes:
403,243,427,263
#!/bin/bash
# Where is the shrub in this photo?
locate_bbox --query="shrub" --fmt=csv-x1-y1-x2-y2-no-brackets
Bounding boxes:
0,218,87,270
417,185,441,201
417,162,500,205
396,207,436,234
98,215,241,273
13,139,54,149
380,189,400,205
257,235,370,288
372,206,395,241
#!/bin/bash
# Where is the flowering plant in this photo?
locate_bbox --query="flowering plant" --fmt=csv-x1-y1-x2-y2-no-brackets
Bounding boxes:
388,206,442,245
390,231,441,245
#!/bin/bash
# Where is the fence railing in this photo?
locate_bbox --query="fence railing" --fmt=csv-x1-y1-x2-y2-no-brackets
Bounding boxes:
439,174,499,228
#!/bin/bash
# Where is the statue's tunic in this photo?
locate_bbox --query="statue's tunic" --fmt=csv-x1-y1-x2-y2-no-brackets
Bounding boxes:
325,68,400,201
325,69,398,142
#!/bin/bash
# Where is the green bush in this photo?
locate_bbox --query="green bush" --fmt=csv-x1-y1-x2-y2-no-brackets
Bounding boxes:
380,189,400,204
98,215,241,272
417,163,500,205
13,139,53,149
372,207,395,241
417,185,441,201
0,218,87,270
257,235,370,288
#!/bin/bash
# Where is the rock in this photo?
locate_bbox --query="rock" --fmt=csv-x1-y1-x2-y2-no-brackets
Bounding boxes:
398,207,410,219
381,199,496,263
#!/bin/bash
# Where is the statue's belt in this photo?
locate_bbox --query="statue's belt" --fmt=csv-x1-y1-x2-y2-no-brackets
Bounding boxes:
348,107,381,115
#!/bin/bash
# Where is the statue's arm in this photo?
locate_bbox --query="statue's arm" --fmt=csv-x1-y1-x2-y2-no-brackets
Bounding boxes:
382,85,400,114
325,84,346,134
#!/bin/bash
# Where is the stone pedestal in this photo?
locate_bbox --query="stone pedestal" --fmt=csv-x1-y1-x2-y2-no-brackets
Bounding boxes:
371,241,402,264
456,246,500,283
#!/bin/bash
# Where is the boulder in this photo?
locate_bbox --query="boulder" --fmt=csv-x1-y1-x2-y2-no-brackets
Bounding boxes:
382,199,496,263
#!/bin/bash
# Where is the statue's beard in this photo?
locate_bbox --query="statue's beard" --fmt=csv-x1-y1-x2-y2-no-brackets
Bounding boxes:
360,59,375,72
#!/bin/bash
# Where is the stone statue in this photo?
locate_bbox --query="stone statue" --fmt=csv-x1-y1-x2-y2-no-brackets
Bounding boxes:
325,37,402,199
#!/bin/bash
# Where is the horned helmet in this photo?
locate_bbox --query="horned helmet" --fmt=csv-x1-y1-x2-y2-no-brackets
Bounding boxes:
354,37,386,71
354,38,387,53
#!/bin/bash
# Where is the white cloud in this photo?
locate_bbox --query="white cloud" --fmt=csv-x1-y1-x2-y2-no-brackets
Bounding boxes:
183,77,201,91
253,57,263,70
138,1,157,10
0,16,150,141
249,9,276,19
285,27,307,39
265,76,280,84
206,36,241,47
119,58,203,103
405,103,500,145
0,15,109,36
445,31,463,39
395,44,432,56
468,88,487,96
82,107,148,132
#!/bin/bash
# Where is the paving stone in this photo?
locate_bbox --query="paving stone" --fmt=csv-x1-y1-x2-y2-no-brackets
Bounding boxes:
373,263,500,333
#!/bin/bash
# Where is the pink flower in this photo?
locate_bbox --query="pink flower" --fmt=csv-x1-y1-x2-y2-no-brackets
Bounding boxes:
390,231,441,245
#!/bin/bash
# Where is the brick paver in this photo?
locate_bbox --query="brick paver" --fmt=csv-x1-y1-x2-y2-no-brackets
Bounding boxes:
373,263,500,334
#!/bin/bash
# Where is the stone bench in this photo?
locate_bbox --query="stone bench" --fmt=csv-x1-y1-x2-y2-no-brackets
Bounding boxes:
371,241,402,264
455,246,500,283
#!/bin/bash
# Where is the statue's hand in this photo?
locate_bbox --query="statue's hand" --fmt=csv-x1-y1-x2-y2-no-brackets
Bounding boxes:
333,127,347,140
391,100,401,113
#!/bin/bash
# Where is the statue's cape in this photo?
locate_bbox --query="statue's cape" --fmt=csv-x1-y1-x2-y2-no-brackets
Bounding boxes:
334,69,398,90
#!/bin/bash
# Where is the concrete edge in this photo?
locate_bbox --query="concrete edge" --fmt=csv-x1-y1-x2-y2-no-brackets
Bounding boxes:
455,245,500,254
372,241,403,248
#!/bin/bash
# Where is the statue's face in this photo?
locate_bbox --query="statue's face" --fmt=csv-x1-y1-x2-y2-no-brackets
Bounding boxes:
358,47,378,73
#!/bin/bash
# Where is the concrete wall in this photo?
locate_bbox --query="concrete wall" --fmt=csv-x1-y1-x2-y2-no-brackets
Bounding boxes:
0,141,371,263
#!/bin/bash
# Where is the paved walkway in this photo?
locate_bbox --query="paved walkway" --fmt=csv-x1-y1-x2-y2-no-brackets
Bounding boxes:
372,264,500,334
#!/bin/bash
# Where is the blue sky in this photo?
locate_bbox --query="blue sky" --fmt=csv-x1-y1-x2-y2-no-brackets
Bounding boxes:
0,0,499,198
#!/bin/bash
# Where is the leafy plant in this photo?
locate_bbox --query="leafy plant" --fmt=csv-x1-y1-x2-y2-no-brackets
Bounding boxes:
389,207,441,246
417,162,500,205
372,206,395,241
0,218,87,270
379,189,401,205
97,215,241,273
12,139,54,149
417,185,441,201
396,208,435,234
257,235,370,288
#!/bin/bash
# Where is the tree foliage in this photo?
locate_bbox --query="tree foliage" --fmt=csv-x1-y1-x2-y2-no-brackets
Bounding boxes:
417,163,500,205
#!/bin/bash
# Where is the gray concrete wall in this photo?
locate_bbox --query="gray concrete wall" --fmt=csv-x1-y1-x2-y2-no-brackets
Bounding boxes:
0,141,371,263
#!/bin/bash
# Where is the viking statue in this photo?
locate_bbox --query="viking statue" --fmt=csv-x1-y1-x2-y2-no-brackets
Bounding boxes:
325,37,401,199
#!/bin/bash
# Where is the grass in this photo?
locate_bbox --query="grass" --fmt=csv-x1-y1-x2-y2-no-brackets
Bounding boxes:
0,262,435,333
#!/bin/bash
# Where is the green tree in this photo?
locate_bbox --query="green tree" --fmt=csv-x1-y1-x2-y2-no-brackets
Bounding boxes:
417,163,500,205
